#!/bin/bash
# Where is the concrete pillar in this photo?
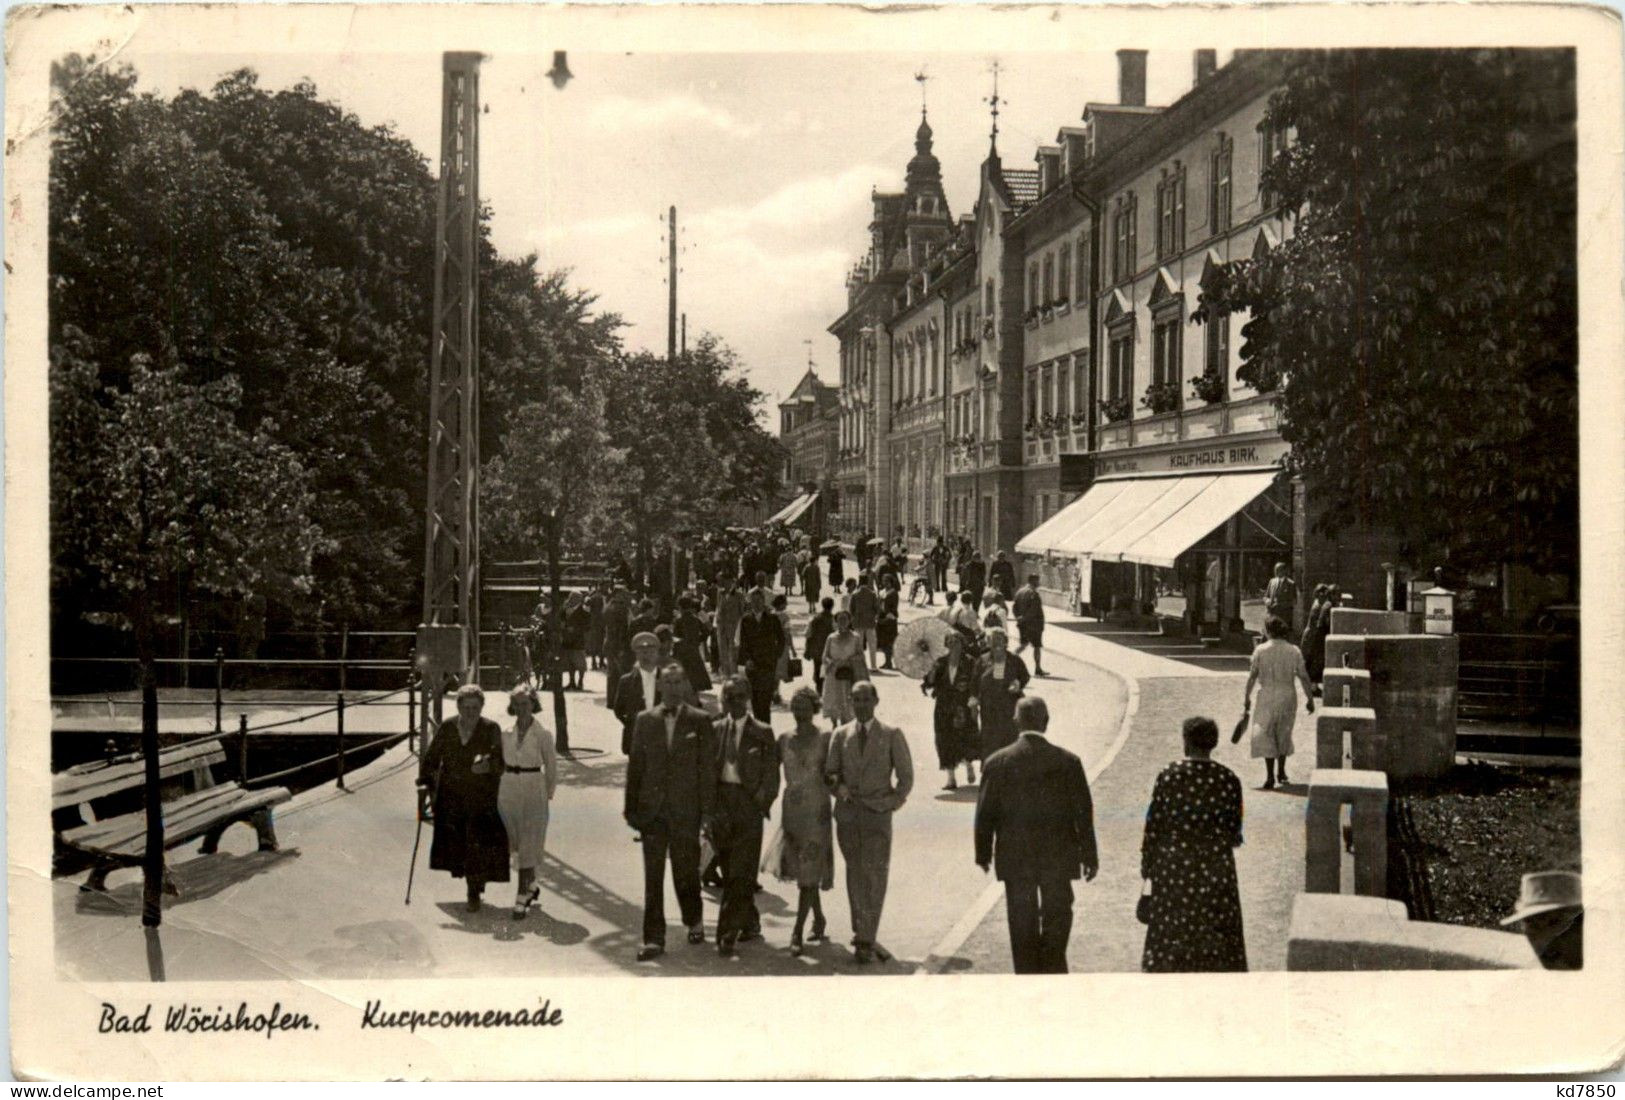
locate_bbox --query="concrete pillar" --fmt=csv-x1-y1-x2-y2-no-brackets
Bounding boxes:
1330,608,1410,635
1324,634,1367,672
1306,768,1388,897
1323,667,1372,708
1365,634,1458,779
1287,893,1542,970
1315,705,1382,769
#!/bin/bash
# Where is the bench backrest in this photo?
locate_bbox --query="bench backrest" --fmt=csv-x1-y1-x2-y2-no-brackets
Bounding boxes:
52,739,227,811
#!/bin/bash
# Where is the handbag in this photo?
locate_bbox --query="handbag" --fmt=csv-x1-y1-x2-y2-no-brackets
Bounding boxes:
784,657,804,681
759,822,786,877
835,664,854,682
1136,880,1154,925
1231,705,1251,745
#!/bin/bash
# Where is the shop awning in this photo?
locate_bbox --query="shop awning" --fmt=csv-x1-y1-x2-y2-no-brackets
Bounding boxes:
765,493,812,525
1015,468,1280,568
1116,470,1277,568
780,492,818,527
1014,480,1133,555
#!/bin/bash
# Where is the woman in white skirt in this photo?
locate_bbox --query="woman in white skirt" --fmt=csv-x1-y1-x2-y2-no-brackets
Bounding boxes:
818,610,870,727
500,683,559,919
1236,616,1316,790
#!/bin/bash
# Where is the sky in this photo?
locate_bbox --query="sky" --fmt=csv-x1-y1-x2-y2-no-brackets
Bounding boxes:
122,47,1221,415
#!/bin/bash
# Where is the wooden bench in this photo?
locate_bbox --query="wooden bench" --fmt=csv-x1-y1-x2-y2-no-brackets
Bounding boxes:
53,739,291,894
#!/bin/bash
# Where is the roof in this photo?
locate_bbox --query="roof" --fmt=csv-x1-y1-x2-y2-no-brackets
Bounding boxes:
1002,169,1041,209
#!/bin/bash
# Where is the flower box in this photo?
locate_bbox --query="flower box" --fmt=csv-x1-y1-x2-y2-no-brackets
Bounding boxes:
1098,395,1132,424
1141,380,1181,415
1189,370,1227,405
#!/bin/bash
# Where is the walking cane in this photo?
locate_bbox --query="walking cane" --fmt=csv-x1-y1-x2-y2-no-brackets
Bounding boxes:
406,765,440,906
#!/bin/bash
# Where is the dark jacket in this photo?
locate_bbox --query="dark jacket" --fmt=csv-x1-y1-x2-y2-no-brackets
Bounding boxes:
613,666,657,754
989,559,1017,598
961,560,987,597
804,611,835,661
848,585,880,631
737,611,786,674
624,703,717,833
712,712,781,818
974,732,1098,882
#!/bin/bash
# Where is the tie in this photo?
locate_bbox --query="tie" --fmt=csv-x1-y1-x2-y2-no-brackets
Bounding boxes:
856,721,869,757
727,719,739,765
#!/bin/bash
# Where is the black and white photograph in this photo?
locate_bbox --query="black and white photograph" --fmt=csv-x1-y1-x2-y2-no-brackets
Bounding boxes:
6,1,1622,1081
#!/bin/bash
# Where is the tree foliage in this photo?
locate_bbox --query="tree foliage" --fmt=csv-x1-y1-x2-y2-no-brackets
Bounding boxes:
1197,49,1577,575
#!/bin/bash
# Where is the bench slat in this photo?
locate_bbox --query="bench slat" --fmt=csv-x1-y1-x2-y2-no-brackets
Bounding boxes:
62,785,290,858
53,741,228,810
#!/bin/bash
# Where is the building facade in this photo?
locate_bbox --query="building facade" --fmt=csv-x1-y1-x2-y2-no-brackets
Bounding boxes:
775,368,839,533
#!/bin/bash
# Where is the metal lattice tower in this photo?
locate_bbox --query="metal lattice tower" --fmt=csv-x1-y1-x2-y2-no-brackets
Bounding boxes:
422,51,483,681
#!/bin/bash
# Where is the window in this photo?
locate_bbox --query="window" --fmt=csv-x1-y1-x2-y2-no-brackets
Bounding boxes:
1112,193,1138,284
1057,247,1071,306
1075,237,1089,300
1026,369,1039,425
1155,164,1187,260
1042,254,1055,307
985,279,996,318
1074,354,1089,412
1205,312,1229,379
1109,332,1134,401
1258,122,1287,207
1028,263,1040,311
929,332,938,395
1153,313,1182,389
1210,133,1233,235
1055,361,1069,419
1041,363,1053,417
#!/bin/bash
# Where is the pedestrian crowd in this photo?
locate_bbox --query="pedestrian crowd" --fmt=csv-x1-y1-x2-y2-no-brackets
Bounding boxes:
415,531,1349,975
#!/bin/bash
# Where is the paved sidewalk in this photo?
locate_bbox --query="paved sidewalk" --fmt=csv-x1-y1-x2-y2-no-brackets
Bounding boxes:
943,611,1317,975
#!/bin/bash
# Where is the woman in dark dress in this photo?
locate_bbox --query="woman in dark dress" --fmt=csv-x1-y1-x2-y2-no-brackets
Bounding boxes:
876,574,901,671
418,683,511,912
672,595,713,694
922,632,980,790
1139,716,1247,972
972,626,1030,761
827,547,846,589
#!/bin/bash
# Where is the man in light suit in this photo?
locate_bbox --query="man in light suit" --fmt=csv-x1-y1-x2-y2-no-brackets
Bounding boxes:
974,696,1098,974
711,676,780,956
624,663,718,961
613,632,663,757
825,681,914,965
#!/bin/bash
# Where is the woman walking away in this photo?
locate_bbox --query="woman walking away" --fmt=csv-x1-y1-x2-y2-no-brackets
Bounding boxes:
1140,717,1247,972
775,686,835,954
819,610,869,727
672,595,713,696
973,627,1029,761
772,592,796,704
418,684,510,913
1237,616,1316,789
499,684,559,919
1301,584,1335,694
923,631,980,789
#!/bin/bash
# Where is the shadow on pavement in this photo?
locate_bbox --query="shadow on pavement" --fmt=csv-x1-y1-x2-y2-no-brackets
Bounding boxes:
75,848,301,917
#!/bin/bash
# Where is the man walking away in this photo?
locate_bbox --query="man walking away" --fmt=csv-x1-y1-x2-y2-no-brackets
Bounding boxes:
712,677,780,956
974,696,1097,974
1012,574,1048,677
825,681,913,965
849,574,880,671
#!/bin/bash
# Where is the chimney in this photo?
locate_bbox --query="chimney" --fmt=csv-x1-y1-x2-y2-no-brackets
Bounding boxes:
1117,49,1148,107
1194,49,1217,85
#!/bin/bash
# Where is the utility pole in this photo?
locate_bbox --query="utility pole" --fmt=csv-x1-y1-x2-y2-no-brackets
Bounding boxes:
667,205,678,364
681,312,687,356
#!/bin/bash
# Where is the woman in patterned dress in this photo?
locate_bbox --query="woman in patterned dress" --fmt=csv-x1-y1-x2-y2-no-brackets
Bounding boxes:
819,610,869,726
1139,716,1247,972
775,686,835,955
1239,615,1317,789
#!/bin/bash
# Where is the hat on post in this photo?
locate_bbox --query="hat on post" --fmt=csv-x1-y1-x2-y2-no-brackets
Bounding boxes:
1500,871,1581,925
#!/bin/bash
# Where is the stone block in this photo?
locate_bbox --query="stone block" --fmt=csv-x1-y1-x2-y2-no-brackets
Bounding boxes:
1323,634,1367,672
1306,768,1388,896
1287,893,1542,970
1322,667,1371,708
1365,634,1458,780
1315,706,1383,769
1329,608,1411,636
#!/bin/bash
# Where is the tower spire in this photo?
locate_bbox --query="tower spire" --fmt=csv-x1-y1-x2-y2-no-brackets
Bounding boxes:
985,59,1002,156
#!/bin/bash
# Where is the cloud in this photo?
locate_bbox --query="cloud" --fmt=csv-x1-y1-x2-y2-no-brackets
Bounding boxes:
690,163,892,239
584,94,761,139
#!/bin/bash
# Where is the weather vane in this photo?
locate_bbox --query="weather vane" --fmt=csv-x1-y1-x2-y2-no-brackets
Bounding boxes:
914,67,930,118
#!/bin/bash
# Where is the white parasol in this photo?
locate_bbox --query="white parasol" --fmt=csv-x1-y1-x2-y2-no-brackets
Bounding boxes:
894,616,954,680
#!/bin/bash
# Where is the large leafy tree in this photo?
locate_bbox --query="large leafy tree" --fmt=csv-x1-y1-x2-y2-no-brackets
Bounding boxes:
598,336,785,576
51,337,322,924
1197,49,1577,577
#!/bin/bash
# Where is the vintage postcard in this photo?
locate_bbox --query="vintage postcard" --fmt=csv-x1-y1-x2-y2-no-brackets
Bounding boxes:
6,1,1623,1081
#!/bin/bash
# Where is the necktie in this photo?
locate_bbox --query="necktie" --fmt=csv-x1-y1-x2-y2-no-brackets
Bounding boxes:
856,721,869,757
727,719,739,764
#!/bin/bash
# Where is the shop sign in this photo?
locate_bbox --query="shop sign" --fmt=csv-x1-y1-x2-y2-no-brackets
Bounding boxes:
1094,437,1289,478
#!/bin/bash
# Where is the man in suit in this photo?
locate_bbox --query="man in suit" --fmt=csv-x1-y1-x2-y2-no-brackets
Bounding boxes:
737,588,786,722
625,663,718,961
989,550,1017,602
614,632,663,756
711,675,781,955
960,551,987,603
848,574,880,671
1012,573,1048,677
1265,561,1299,633
825,681,914,965
974,696,1098,974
